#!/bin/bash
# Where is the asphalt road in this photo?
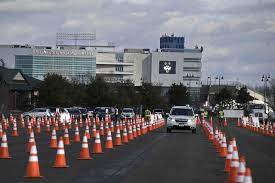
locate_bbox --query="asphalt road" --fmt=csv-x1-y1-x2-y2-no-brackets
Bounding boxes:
0,123,227,183
215,119,275,183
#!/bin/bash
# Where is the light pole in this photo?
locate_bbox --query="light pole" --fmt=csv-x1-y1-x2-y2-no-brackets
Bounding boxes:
215,75,224,94
215,75,224,108
261,74,271,113
207,76,212,86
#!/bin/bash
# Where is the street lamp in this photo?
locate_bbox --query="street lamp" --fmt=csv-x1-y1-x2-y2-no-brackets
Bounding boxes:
261,74,271,113
207,76,212,86
215,75,224,94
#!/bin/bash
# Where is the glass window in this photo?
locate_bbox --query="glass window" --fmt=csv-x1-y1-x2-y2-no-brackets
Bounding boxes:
170,108,194,116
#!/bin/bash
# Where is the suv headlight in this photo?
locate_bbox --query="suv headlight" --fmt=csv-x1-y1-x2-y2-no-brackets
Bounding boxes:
188,118,195,124
168,116,175,121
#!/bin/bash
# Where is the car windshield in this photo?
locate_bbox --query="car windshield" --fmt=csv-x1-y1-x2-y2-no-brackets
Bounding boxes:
123,109,133,113
153,109,163,113
49,108,56,113
33,108,46,112
67,108,80,113
79,108,87,113
171,108,193,116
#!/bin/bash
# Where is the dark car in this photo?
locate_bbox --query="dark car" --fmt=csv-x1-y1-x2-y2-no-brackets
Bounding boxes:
78,107,88,119
93,107,116,121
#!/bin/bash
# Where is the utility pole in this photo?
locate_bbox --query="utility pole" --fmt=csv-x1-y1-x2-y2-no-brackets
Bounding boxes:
261,74,271,113
215,75,224,108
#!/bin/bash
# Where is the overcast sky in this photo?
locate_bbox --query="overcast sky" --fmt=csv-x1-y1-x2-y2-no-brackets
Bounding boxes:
0,0,274,86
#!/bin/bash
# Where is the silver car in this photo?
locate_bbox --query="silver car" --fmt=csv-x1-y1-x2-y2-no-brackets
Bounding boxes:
121,108,135,119
166,106,196,133
23,108,51,119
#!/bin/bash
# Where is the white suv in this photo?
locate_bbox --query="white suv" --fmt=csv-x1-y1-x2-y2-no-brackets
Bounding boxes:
166,106,196,133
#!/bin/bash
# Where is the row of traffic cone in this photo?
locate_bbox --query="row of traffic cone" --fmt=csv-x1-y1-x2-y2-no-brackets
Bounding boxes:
202,118,253,183
237,117,275,138
1,115,165,179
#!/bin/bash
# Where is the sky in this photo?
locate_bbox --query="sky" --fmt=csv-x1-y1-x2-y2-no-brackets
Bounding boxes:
0,0,274,86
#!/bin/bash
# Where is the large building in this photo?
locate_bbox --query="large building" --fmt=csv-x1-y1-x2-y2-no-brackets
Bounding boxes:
0,35,202,94
147,48,202,97
0,45,96,82
160,34,185,51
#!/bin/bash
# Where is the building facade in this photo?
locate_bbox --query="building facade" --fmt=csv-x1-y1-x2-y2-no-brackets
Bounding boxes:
160,34,185,51
15,48,96,82
123,49,151,86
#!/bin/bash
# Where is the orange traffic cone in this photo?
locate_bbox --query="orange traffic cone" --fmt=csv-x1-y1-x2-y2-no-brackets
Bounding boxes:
35,121,41,134
228,149,239,182
45,121,51,134
99,122,105,136
27,122,32,134
236,156,246,183
243,168,252,183
78,135,92,160
224,141,233,172
114,128,122,146
133,124,137,138
224,118,228,127
137,123,141,136
74,126,81,142
27,131,36,152
92,123,97,138
84,125,91,140
0,132,11,159
122,127,129,143
128,126,133,140
0,123,3,138
220,135,227,157
11,122,19,137
53,137,69,168
237,118,241,127
92,131,103,154
110,121,114,132
63,128,70,145
50,129,58,149
24,145,43,178
105,130,113,149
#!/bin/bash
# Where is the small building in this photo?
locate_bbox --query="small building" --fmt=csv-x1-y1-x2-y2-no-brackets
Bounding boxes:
0,67,41,114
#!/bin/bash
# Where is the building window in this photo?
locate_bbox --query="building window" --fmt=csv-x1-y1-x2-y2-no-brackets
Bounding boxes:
116,66,123,72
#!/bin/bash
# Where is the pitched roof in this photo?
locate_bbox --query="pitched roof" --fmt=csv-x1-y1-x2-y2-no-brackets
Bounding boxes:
0,66,41,90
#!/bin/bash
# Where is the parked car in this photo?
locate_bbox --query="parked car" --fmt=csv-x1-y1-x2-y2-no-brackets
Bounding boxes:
66,108,81,120
93,107,116,121
166,105,196,133
23,108,51,119
86,107,94,117
153,109,164,116
77,107,88,119
121,108,135,120
59,108,71,123
48,107,58,117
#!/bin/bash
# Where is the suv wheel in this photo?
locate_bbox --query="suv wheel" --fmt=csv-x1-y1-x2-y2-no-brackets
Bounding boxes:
192,129,196,134
167,128,172,133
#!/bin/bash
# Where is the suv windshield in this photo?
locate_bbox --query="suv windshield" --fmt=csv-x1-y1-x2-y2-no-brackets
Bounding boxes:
171,108,193,116
123,109,133,113
153,109,163,113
